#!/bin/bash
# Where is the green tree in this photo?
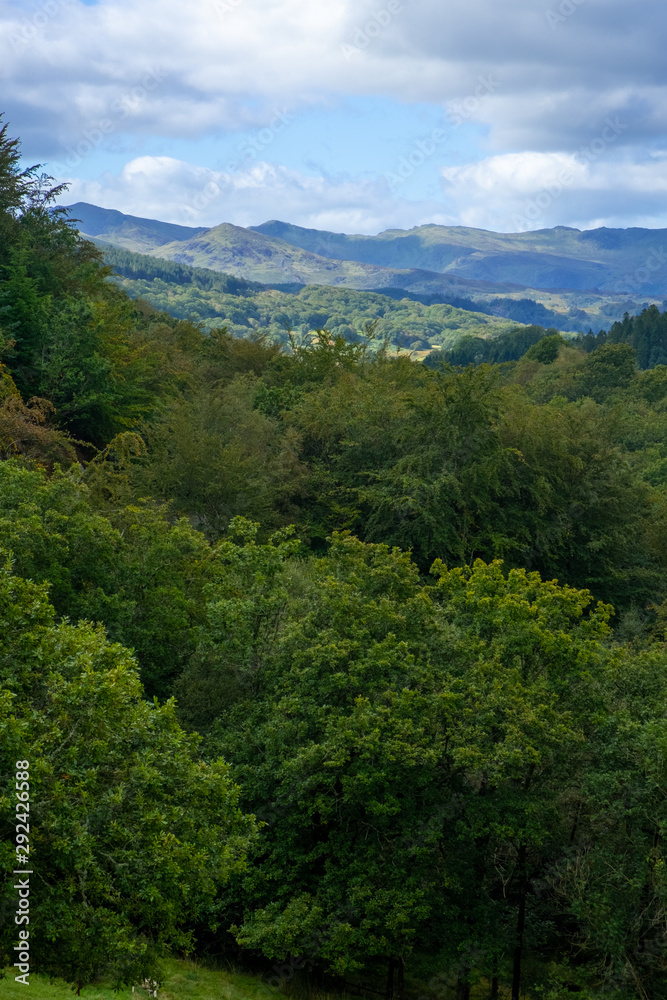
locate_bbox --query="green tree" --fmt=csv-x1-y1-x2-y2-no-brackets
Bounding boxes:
200,529,613,997
545,643,667,998
0,556,256,992
430,559,612,999
0,459,217,698
137,376,307,538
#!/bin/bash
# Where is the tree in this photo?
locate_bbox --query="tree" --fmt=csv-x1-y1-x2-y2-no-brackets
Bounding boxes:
0,459,218,698
546,643,667,998
137,375,307,538
0,555,256,992
201,529,612,997
431,559,612,999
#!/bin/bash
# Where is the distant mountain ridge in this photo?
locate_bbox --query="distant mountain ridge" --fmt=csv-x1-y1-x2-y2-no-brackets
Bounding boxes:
65,202,207,253
251,220,667,295
64,203,667,299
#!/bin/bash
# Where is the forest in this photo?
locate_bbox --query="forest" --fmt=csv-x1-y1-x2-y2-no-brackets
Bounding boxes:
1,117,667,1000
93,244,650,341
99,243,524,350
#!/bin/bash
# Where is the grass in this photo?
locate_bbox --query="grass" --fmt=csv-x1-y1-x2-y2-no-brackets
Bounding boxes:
1,957,277,1000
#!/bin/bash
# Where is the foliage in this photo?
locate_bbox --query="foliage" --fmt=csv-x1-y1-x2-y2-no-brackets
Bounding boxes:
0,557,256,992
425,325,563,368
0,957,276,1000
104,247,526,350
1,120,667,998
0,460,217,698
202,532,653,998
606,304,667,368
0,119,203,446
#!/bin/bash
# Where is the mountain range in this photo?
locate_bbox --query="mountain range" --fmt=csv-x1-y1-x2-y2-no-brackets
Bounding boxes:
64,203,667,329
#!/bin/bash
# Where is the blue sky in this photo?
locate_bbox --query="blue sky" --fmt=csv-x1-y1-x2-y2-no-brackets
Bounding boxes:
2,0,666,234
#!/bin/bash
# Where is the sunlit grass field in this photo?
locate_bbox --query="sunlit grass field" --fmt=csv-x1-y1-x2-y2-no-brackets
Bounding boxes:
1,958,277,1000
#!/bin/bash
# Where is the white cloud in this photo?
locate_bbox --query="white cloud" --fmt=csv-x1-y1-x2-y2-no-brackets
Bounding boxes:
441,151,667,232
3,0,667,154
4,0,667,232
56,154,452,233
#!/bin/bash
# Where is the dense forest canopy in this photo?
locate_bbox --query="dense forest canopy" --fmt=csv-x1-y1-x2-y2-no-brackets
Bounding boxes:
1,117,667,1000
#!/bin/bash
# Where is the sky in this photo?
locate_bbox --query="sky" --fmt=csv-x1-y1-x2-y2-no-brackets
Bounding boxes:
2,0,667,235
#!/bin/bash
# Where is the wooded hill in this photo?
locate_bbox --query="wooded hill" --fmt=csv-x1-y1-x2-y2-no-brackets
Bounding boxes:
100,243,526,349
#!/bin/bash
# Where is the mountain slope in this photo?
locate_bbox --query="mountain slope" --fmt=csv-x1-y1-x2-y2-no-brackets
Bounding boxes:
251,220,667,295
100,243,529,346
65,204,667,302
141,221,531,295
65,202,207,253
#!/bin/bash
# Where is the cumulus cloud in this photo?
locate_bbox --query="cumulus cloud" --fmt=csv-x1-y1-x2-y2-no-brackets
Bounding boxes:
441,151,667,233
3,0,666,154
55,154,453,233
3,0,666,231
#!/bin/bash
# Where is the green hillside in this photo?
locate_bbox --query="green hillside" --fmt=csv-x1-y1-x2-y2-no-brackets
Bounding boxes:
101,244,528,348
6,124,667,1000
143,221,410,287
102,243,661,340
66,202,208,252
68,205,666,331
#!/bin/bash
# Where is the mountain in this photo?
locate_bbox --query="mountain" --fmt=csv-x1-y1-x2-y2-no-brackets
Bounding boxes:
137,219,529,295
61,203,551,296
251,221,667,296
100,244,525,350
64,202,207,253
64,204,667,316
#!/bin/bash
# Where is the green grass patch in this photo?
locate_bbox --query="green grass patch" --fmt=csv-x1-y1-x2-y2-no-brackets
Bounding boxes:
1,958,277,1000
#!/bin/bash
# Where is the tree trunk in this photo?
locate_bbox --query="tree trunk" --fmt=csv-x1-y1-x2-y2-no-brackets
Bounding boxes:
386,958,395,1000
456,975,471,1000
490,955,499,1000
512,844,527,1000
